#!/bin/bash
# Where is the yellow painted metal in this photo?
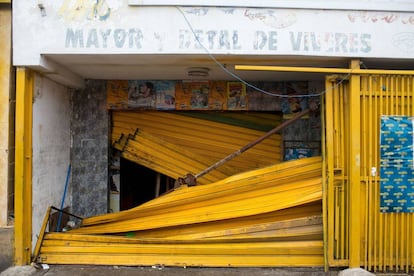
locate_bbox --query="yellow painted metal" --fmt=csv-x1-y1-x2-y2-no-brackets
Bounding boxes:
79,156,321,226
15,68,34,265
235,65,414,75
72,168,322,233
325,70,414,272
114,129,236,185
361,75,414,272
348,60,361,268
325,75,350,266
320,85,329,272
37,157,324,267
32,206,52,263
125,202,322,239
39,239,324,266
112,111,281,171
324,77,336,266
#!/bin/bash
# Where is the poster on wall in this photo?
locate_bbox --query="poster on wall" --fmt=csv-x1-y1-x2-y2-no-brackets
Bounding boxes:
208,81,227,110
155,81,176,110
380,115,414,213
227,82,247,110
107,80,129,109
177,81,210,110
128,80,156,108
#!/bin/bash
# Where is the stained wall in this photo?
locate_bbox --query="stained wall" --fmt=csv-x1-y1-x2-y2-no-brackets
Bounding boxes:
71,80,109,217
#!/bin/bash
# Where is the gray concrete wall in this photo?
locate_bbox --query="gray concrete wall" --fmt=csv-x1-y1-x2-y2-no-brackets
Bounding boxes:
71,80,109,217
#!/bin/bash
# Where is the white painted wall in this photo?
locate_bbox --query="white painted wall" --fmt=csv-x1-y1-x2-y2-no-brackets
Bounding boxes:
13,1,414,65
32,75,71,249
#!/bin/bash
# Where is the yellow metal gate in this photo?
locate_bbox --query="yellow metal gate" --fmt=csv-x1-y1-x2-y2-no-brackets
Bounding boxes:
325,74,414,272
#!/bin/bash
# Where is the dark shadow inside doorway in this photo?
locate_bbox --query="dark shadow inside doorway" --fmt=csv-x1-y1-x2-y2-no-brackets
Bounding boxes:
119,157,174,210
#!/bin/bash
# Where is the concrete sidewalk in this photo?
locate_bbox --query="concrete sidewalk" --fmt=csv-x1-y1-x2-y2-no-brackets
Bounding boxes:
2,264,411,276
1,265,344,276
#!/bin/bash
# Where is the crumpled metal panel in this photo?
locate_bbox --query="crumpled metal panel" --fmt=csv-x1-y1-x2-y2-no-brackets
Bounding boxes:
114,129,238,185
37,157,324,267
112,111,282,172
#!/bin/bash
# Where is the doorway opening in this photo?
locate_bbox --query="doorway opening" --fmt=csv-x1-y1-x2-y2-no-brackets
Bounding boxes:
119,157,175,210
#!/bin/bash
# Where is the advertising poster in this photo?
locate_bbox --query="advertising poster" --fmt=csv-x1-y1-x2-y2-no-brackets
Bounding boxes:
177,81,210,110
208,81,227,110
227,82,247,110
128,80,156,109
380,115,414,213
175,81,192,110
155,81,176,110
107,80,128,109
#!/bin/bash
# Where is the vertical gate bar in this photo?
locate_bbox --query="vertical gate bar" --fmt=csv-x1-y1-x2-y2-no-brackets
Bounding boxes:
404,76,410,273
334,82,341,260
337,83,346,259
399,76,409,271
349,60,361,268
378,75,384,271
411,76,414,115
410,76,413,272
333,81,339,259
397,213,405,271
367,75,373,271
410,214,413,272
373,76,379,272
340,83,346,260
390,76,395,272
394,75,404,271
345,83,350,260
361,76,369,270
384,76,390,272
325,77,336,264
321,91,328,272
392,214,396,271
335,187,340,259
408,214,412,273
369,76,374,271
401,76,406,114
337,82,343,260
334,82,341,169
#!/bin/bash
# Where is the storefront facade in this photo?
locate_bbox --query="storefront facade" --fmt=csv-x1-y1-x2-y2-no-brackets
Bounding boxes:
11,0,414,272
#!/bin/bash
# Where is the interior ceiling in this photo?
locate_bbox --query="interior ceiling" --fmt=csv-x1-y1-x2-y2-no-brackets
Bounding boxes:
45,53,414,83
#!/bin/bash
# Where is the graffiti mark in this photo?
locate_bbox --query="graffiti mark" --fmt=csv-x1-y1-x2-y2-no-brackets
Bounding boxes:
154,32,165,51
244,9,297,29
402,16,414,25
220,8,235,15
90,0,111,21
185,7,208,16
393,32,414,52
347,12,406,24
59,0,112,21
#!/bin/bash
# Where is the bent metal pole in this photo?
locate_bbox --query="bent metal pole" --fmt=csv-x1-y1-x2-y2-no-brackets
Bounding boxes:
194,109,311,181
